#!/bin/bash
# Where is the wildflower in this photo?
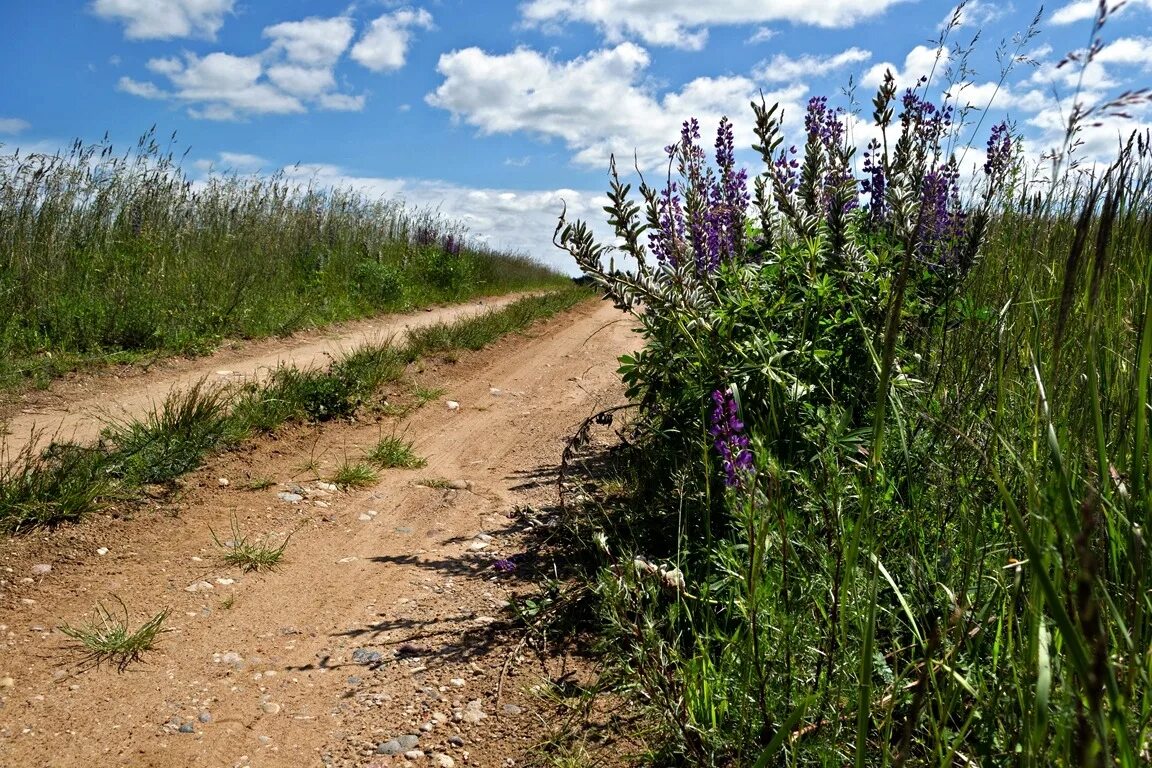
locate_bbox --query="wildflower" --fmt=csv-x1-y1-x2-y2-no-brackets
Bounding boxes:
861,138,886,224
709,388,753,488
442,233,462,256
492,558,517,573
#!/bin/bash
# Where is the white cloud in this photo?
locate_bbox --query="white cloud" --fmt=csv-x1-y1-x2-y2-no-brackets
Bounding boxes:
91,0,234,40
755,47,871,83
1051,0,1152,25
940,0,1011,29
1096,37,1152,68
350,8,434,72
745,27,777,44
520,0,913,50
427,43,806,170
118,14,366,120
264,17,355,67
863,44,950,89
0,118,30,135
193,151,268,173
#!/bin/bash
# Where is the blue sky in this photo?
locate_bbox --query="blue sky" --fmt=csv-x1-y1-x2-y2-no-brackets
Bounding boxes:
2,1,1150,273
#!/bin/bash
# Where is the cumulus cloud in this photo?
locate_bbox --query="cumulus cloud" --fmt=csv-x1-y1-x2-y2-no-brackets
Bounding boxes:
862,44,950,89
264,16,355,67
755,47,871,84
0,118,31,135
520,0,913,50
91,0,234,40
1051,0,1152,25
117,13,369,120
940,0,1011,29
350,8,434,72
427,43,806,170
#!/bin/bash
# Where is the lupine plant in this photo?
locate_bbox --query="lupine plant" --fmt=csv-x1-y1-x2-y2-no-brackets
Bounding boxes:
554,23,1152,762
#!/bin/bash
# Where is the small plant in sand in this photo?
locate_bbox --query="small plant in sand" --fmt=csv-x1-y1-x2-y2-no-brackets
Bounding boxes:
331,461,378,489
210,515,295,572
59,596,170,671
367,433,427,469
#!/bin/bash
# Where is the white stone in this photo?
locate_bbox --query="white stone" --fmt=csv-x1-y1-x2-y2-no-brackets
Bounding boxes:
446,401,460,411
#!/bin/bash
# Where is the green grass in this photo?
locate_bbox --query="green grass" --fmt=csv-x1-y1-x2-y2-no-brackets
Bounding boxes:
331,461,378,489
59,597,170,671
0,129,568,391
0,287,591,533
0,440,111,533
210,516,295,572
417,477,453,489
367,434,426,469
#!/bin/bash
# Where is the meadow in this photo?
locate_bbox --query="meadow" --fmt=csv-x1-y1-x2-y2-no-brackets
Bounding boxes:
549,7,1152,766
0,128,567,388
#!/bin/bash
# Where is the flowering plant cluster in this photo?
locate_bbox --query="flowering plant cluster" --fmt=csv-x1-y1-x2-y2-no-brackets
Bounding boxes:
555,71,1015,497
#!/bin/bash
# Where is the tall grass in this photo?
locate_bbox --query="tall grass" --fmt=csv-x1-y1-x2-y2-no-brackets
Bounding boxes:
552,8,1152,764
0,128,566,387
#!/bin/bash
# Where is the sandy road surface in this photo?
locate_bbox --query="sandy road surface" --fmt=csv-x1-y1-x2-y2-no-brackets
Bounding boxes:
0,298,637,768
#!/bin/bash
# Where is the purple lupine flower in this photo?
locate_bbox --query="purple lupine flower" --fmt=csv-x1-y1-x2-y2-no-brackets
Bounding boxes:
773,145,800,194
653,118,750,276
917,158,967,267
442,234,462,256
492,558,517,573
803,97,856,214
983,121,1013,179
709,389,753,488
861,138,886,224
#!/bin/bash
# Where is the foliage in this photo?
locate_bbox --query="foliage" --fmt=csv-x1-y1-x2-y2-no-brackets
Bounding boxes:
0,128,567,389
552,7,1152,765
59,597,170,671
210,515,295,572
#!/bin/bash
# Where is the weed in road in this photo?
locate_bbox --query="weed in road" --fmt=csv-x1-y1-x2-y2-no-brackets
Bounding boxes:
411,384,446,403
210,515,295,572
59,597,170,671
417,477,452,489
367,434,426,469
332,461,378,489
102,380,234,485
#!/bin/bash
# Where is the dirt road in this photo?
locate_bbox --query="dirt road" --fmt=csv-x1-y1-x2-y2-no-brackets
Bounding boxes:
0,297,636,768
0,294,533,458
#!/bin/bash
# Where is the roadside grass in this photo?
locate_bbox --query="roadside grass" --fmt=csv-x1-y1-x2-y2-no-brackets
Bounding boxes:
0,287,591,533
367,434,426,469
210,515,295,572
59,597,170,671
0,129,569,391
331,461,378,489
0,439,111,533
101,380,236,486
416,477,453,489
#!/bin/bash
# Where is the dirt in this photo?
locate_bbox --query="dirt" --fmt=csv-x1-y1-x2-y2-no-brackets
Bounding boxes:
0,297,638,768
0,294,532,458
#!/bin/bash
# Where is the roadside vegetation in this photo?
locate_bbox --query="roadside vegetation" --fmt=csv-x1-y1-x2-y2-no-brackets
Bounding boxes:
0,129,568,389
0,288,590,533
548,5,1152,766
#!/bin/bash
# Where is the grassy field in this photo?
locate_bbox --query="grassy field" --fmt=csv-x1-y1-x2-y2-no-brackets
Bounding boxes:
0,129,568,389
544,16,1152,766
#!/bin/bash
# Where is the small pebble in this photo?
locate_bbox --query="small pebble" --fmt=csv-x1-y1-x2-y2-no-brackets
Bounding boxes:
218,477,230,487
260,702,281,715
185,580,214,593
198,711,212,723
489,388,502,396
0,677,14,688
447,735,465,747
351,648,382,665
398,734,420,750
178,723,195,734
30,564,51,576
502,704,522,716
431,753,455,768
449,678,466,687
276,492,303,503
405,750,424,760
448,479,469,490
376,740,402,756
96,547,109,556
446,401,460,411
257,735,272,746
